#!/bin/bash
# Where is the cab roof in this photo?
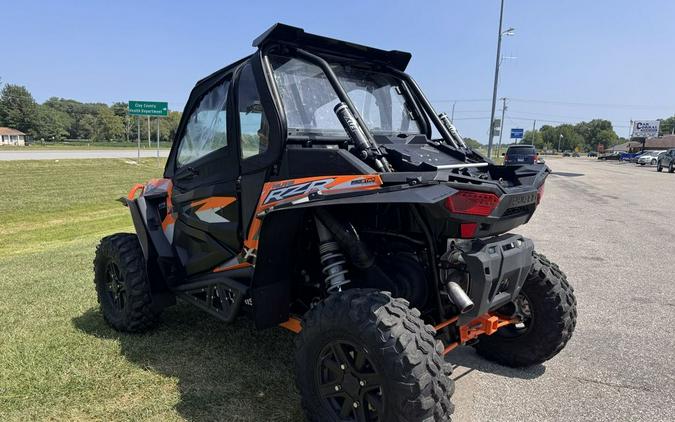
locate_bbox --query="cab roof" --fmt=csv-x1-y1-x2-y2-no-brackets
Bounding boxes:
253,23,412,71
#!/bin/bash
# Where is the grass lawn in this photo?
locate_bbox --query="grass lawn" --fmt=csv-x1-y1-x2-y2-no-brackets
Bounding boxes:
0,159,299,421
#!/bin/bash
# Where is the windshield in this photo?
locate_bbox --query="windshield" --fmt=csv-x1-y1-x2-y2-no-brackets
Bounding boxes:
269,55,422,137
508,146,535,153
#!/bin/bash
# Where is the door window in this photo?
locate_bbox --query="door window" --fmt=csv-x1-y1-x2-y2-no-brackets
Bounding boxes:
177,79,230,167
237,63,269,159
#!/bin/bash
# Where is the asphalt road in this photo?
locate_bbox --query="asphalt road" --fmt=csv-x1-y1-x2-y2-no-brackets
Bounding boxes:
451,157,675,421
0,149,170,161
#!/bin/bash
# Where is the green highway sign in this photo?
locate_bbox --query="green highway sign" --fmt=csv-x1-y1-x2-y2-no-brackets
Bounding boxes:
128,100,168,117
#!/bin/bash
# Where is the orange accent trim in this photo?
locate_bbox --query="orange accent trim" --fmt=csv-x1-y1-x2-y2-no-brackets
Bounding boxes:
459,313,517,344
442,342,459,355
433,316,459,332
243,174,383,253
191,196,236,211
279,317,302,333
161,213,176,231
212,262,252,273
436,313,517,355
127,183,145,200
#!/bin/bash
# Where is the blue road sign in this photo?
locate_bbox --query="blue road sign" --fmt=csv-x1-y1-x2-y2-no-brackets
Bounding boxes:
510,128,524,139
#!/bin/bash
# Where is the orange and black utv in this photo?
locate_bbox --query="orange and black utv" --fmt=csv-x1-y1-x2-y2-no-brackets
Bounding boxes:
94,24,576,421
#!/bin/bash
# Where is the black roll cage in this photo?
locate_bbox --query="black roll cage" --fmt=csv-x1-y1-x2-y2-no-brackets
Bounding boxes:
165,23,476,179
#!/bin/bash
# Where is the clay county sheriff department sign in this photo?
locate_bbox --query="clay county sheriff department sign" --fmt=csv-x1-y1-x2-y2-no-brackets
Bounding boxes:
128,101,169,117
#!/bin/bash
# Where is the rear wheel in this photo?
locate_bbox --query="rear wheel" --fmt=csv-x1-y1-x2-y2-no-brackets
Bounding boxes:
295,289,454,422
669,162,674,173
473,252,576,367
93,233,160,332
657,161,663,172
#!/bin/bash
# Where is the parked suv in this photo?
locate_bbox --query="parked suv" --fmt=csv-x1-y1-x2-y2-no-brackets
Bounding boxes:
657,149,675,172
504,144,538,165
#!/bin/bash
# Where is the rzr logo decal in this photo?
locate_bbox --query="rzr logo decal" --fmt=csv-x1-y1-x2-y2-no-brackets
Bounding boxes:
264,178,334,204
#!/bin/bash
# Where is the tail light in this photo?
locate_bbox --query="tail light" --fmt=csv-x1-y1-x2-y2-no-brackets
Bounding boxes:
536,184,545,205
444,190,501,217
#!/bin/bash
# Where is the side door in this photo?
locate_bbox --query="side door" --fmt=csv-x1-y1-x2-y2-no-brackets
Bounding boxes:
170,74,242,277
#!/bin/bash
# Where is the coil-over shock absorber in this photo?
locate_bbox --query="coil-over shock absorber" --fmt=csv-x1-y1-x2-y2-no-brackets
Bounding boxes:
315,216,350,293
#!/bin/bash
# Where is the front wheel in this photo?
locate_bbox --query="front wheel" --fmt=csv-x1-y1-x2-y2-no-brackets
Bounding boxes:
93,233,160,332
295,289,454,422
473,252,577,367
657,162,663,172
651,159,657,165
669,162,674,173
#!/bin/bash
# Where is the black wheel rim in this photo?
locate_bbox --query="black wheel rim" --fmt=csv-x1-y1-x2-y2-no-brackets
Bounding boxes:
105,262,126,311
315,340,384,421
499,293,533,338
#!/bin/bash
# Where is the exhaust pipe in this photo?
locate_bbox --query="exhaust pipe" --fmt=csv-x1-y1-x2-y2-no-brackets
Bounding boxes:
446,282,474,314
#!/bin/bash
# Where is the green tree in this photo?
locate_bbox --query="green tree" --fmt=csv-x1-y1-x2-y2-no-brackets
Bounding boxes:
93,106,124,141
462,137,483,150
574,119,618,150
658,116,675,136
0,84,39,135
35,105,69,141
522,130,543,147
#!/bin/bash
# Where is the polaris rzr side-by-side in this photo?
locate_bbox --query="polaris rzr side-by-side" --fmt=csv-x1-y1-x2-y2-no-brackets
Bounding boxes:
94,24,576,421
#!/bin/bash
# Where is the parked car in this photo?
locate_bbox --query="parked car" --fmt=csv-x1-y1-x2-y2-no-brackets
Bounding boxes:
620,152,642,162
657,149,675,172
504,144,538,165
598,152,621,160
572,152,580,157
637,150,665,166
587,151,598,157
562,150,572,157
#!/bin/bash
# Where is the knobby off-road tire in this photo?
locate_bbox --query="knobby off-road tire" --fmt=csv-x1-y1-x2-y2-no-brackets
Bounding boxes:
474,252,577,367
93,233,160,332
295,289,454,422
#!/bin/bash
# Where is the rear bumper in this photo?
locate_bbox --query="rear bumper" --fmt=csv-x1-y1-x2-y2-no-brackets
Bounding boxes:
458,233,534,325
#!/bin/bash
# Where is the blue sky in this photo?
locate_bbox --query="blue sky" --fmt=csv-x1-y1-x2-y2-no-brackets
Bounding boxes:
4,0,675,141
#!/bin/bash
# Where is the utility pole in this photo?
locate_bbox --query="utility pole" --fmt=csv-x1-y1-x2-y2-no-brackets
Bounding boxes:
451,101,456,122
497,97,507,156
558,134,563,152
487,0,506,157
531,119,536,145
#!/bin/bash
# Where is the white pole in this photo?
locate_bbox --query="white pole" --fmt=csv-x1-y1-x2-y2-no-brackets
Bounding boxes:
147,116,151,148
157,117,160,167
137,116,141,164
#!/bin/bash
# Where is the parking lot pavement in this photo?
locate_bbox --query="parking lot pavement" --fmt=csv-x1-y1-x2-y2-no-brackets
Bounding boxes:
0,149,170,161
452,157,675,422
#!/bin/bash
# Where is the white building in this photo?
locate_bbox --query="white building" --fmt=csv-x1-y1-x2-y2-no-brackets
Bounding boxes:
0,127,27,146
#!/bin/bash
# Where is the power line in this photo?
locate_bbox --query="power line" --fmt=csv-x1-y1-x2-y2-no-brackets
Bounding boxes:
431,99,492,103
509,97,675,110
